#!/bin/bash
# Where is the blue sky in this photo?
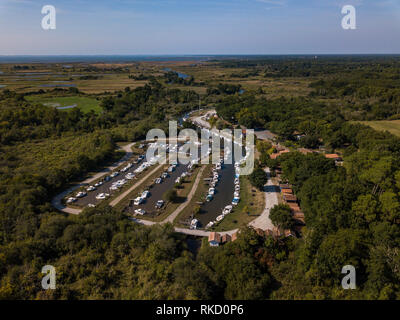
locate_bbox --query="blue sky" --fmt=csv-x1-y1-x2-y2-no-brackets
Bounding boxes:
0,0,399,54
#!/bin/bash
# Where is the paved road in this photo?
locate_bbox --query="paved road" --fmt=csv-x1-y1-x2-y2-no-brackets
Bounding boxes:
248,168,278,231
191,109,216,129
52,143,136,215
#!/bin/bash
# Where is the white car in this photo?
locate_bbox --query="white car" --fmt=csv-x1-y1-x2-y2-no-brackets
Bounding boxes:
155,178,162,184
155,200,165,209
86,186,96,192
96,193,109,200
66,197,77,204
190,219,199,230
76,191,87,198
208,188,215,195
87,203,96,208
134,209,146,216
134,197,144,206
126,173,135,180
94,181,103,187
141,190,150,198
161,172,169,179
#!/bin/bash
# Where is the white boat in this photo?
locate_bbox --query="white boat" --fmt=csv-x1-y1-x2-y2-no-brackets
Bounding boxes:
205,221,214,229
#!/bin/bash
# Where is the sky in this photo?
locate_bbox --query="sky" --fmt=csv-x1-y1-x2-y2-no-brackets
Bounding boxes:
0,0,399,55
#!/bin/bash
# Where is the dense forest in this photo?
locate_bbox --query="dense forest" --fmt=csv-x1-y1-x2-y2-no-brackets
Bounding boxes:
1,57,400,299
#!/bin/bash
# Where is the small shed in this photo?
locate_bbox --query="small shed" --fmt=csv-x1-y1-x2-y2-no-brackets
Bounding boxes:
208,232,221,247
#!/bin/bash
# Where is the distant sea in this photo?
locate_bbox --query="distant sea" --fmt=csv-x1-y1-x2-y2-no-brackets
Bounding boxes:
0,55,221,64
0,54,398,64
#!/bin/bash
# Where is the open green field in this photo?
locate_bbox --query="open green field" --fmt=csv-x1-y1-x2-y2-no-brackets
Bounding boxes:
357,120,400,137
26,95,102,114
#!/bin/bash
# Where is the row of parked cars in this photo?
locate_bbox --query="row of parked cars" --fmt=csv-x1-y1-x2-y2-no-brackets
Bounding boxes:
132,189,165,216
65,153,147,207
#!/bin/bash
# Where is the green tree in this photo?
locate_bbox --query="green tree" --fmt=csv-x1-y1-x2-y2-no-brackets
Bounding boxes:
249,167,267,190
270,204,294,230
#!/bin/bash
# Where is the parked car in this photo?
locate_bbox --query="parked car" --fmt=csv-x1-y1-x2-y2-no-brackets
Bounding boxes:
141,190,150,198
190,219,199,230
134,197,144,205
96,193,109,200
155,178,162,184
110,172,119,178
76,191,87,198
155,200,165,209
161,172,169,179
66,197,77,204
86,186,96,192
126,173,135,180
134,208,146,215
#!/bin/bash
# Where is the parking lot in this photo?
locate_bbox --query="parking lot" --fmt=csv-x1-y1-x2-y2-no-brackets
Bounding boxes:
71,154,147,207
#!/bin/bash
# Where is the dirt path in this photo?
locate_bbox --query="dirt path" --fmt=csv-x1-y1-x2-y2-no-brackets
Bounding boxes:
248,168,278,231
